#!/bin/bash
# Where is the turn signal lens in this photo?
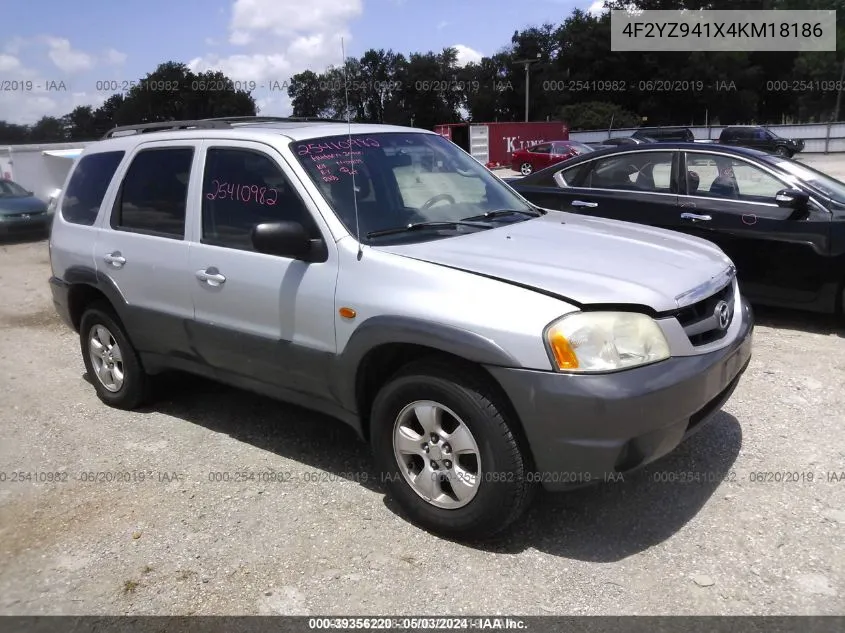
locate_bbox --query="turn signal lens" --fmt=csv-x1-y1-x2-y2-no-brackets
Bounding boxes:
548,330,579,369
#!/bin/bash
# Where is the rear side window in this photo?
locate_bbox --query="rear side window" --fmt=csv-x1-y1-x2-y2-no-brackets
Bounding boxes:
111,147,194,239
60,151,124,225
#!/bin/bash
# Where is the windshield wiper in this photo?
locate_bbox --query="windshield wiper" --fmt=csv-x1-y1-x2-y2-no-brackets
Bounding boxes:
366,220,492,239
460,208,544,222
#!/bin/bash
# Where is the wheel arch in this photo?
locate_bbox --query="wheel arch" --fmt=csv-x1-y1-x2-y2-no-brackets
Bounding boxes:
332,316,533,457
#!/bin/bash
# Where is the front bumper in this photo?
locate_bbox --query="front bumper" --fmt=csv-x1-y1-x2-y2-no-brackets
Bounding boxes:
487,298,754,491
0,213,51,238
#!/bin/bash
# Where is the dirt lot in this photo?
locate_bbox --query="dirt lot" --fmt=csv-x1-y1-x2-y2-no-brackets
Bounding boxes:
1,196,844,614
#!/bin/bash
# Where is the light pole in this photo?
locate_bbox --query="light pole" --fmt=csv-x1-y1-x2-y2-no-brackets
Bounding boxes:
514,53,541,122
832,16,844,121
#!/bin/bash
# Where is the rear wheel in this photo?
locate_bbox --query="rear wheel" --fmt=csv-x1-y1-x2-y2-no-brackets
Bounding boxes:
79,302,148,410
370,359,536,539
520,162,533,176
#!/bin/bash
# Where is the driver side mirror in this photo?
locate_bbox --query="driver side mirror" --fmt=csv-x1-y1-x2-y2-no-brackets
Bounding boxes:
251,221,327,262
775,188,809,209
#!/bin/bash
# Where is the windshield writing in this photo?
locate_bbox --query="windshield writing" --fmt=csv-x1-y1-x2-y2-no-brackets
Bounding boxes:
291,132,536,242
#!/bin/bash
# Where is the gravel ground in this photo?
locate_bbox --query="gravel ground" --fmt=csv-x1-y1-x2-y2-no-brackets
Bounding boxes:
0,228,843,615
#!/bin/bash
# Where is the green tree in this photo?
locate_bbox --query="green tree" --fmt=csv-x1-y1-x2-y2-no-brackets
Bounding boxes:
27,116,66,142
62,106,97,140
559,101,640,130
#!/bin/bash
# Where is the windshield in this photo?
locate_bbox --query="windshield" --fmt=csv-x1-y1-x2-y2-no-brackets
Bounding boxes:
0,179,30,197
765,156,845,203
292,132,537,242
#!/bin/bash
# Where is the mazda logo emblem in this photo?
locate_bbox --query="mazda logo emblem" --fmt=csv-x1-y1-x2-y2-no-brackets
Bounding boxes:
715,300,731,330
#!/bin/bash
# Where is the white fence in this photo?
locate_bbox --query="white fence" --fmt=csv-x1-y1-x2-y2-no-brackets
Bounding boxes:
568,122,845,153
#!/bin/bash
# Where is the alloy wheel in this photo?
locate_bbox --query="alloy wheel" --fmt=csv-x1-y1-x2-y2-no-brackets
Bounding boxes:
392,400,482,509
88,324,124,392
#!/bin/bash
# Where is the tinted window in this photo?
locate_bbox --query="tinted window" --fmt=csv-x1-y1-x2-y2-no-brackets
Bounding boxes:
584,151,674,192
530,143,552,154
686,153,786,203
61,151,124,225
111,148,193,238
201,148,319,251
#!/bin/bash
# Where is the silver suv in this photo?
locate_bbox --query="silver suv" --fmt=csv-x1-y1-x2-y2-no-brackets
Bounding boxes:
48,116,754,539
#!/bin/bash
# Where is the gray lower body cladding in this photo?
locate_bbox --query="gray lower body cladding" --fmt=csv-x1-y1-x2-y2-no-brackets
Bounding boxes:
486,299,754,491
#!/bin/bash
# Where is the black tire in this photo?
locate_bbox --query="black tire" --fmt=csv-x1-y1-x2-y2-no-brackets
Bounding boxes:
79,301,148,410
775,146,791,158
519,162,533,175
370,359,536,540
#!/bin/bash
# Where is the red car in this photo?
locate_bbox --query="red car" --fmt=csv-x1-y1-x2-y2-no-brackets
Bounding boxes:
510,140,595,175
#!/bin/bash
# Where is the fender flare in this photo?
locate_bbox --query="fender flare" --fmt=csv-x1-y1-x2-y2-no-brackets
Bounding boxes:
330,315,520,413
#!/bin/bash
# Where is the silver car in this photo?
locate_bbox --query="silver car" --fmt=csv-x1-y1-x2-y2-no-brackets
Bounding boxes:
48,117,754,539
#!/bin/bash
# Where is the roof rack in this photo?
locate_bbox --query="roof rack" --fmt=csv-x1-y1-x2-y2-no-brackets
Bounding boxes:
100,116,347,139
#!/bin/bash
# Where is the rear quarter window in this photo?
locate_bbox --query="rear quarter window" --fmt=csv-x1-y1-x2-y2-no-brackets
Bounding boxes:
60,151,125,225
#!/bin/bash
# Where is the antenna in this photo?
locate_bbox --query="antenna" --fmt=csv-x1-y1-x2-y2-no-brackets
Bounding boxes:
341,37,363,260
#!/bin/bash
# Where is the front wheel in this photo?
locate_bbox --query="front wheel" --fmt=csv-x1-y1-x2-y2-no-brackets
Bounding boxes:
370,360,536,539
520,162,533,176
775,146,791,157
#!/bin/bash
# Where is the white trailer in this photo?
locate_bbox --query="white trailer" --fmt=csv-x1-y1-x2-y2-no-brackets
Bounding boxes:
0,142,92,205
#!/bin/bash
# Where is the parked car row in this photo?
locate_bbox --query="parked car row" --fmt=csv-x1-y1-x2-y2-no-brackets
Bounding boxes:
576,126,805,158
507,142,845,314
47,117,754,540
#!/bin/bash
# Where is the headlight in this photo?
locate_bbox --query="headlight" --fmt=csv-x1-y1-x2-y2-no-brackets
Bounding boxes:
544,311,670,373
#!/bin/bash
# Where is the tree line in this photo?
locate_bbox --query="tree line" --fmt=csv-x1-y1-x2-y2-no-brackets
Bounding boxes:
2,0,844,144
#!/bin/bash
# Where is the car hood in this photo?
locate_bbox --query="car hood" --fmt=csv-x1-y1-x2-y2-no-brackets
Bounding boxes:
376,212,734,313
0,195,47,215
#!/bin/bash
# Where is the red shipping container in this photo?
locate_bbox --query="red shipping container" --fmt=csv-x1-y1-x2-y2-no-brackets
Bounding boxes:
434,122,569,168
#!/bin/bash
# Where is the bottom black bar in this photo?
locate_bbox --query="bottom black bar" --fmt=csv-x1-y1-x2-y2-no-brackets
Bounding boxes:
0,616,843,633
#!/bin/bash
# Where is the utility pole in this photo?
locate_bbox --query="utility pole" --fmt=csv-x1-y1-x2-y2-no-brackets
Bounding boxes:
833,16,844,121
514,53,541,122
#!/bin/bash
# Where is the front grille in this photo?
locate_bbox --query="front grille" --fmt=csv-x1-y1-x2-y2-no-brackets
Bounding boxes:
4,211,45,219
675,281,735,346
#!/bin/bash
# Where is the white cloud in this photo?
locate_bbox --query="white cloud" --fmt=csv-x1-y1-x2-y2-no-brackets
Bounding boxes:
188,0,364,116
587,1,606,15
0,54,21,73
43,37,95,73
0,38,122,124
452,44,483,66
103,48,127,65
228,0,362,45
188,53,292,83
4,37,27,55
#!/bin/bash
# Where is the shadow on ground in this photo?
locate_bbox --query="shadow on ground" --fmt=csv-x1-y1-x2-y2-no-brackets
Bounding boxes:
752,305,844,338
85,370,742,560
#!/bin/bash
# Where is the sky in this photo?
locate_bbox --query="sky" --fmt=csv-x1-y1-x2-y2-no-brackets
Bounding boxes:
0,0,605,125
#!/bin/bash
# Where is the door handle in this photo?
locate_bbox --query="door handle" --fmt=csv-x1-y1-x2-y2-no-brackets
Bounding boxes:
680,212,712,222
103,252,126,267
196,268,226,286
571,200,598,208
